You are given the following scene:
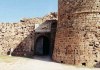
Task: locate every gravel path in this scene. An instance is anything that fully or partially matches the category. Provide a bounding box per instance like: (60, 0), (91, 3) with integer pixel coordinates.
(0, 56), (99, 70)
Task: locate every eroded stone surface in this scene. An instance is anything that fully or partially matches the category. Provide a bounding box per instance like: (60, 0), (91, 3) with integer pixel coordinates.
(0, 12), (57, 57)
(53, 0), (100, 67)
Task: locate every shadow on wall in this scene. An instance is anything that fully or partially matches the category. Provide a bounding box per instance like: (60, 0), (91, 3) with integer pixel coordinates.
(94, 62), (100, 68)
(7, 20), (57, 58)
(6, 22), (35, 57)
(11, 30), (34, 57)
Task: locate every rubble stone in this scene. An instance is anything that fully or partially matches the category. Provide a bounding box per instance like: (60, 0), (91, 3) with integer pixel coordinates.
(0, 12), (57, 57)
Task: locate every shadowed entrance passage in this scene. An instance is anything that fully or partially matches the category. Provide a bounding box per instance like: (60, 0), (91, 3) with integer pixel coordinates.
(35, 36), (50, 56)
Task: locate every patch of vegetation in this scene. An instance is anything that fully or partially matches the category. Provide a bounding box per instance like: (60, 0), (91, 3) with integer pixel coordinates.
(0, 56), (17, 63)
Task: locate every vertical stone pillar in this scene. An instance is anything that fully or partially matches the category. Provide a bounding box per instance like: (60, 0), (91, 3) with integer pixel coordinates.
(53, 0), (100, 67)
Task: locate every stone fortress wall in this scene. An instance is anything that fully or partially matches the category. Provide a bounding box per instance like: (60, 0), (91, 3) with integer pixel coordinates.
(53, 0), (100, 67)
(0, 0), (100, 68)
(0, 13), (57, 57)
(0, 22), (35, 57)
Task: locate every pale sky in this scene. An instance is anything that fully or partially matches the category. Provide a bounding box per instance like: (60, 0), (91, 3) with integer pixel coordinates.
(0, 0), (58, 22)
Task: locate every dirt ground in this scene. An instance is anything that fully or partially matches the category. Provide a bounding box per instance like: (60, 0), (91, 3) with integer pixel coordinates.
(0, 56), (99, 70)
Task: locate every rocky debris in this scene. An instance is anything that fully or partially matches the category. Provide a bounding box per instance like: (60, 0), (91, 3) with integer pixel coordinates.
(20, 12), (58, 24)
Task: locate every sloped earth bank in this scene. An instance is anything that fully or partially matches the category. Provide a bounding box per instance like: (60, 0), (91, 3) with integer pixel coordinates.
(0, 56), (99, 70)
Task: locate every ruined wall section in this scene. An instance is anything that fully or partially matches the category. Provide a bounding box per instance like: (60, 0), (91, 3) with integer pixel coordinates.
(0, 22), (35, 57)
(53, 0), (100, 67)
(0, 12), (57, 57)
(0, 13), (57, 56)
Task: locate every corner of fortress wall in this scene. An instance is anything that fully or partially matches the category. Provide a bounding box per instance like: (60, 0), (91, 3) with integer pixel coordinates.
(53, 0), (100, 67)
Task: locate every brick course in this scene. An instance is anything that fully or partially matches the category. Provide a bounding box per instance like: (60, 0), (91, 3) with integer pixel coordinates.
(53, 0), (100, 67)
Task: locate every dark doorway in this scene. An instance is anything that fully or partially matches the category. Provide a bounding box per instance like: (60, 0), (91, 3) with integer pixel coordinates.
(35, 36), (50, 56)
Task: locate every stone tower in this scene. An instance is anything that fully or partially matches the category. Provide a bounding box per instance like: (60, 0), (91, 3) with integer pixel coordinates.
(53, 0), (100, 67)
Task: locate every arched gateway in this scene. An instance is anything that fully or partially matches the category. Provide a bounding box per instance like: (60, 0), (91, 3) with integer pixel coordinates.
(33, 20), (57, 59)
(35, 36), (50, 56)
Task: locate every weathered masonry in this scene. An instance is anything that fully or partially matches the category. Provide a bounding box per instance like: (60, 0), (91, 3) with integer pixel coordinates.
(53, 0), (100, 67)
(0, 0), (100, 68)
(33, 20), (57, 58)
(0, 13), (57, 58)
